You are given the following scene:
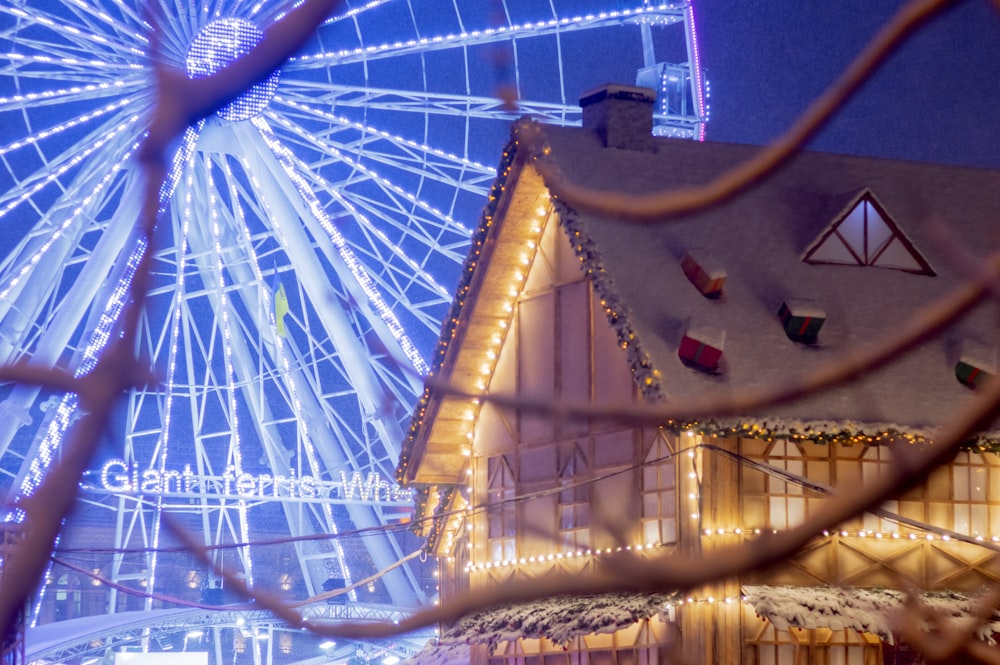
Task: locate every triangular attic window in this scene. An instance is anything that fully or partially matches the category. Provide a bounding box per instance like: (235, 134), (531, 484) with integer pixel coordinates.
(803, 192), (934, 275)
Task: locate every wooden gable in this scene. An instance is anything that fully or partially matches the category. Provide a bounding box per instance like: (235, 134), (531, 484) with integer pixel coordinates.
(404, 159), (554, 485)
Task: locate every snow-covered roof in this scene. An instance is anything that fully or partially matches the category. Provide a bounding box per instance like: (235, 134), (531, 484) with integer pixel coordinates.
(538, 122), (1000, 440)
(399, 101), (1000, 505)
(743, 585), (1000, 643)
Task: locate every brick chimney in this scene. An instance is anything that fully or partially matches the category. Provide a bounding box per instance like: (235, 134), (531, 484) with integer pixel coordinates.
(580, 83), (655, 152)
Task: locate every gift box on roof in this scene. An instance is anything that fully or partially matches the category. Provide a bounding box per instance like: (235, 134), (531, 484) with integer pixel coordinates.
(678, 324), (725, 371)
(778, 298), (825, 344)
(955, 339), (996, 389)
(680, 249), (727, 298)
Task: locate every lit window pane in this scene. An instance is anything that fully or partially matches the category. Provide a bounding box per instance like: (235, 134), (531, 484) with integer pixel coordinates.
(661, 518), (676, 543)
(769, 499), (787, 530)
(787, 497), (805, 527)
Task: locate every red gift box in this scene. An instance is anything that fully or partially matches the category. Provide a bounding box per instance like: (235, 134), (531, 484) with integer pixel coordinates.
(678, 328), (724, 371)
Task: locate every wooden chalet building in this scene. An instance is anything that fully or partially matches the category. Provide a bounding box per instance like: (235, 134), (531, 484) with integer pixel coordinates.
(397, 84), (1000, 665)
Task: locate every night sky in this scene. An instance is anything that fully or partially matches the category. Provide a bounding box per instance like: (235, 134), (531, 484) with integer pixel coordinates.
(697, 0), (1000, 169)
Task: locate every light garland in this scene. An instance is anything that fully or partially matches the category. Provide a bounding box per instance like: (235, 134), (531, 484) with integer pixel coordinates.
(552, 165), (663, 401)
(684, 1), (708, 140)
(398, 132), (523, 490)
(465, 541), (667, 573)
(695, 526), (997, 543)
(410, 160), (549, 549)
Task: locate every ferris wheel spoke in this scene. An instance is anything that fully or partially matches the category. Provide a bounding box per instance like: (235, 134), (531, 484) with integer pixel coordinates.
(242, 118), (427, 388)
(278, 80), (578, 124)
(0, 81), (140, 114)
(265, 110), (475, 252)
(0, 97), (136, 158)
(272, 94), (493, 186)
(2, 50), (143, 81)
(265, 158), (466, 331)
(288, 2), (686, 69)
(0, 113), (140, 224)
(327, 187), (468, 295)
(1, 4), (144, 61)
(53, 0), (151, 52)
(249, 116), (458, 352)
(299, 133), (492, 202)
(302, 216), (454, 335)
(0, 145), (140, 334)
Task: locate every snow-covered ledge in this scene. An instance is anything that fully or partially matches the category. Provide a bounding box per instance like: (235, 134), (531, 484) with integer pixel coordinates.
(404, 592), (674, 664)
(743, 585), (1000, 644)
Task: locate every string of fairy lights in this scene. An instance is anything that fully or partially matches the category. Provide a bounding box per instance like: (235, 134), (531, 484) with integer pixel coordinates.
(397, 130), (524, 484)
(451, 438), (1000, 574)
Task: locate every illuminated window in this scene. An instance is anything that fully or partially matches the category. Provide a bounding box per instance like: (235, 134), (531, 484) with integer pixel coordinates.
(558, 444), (590, 551)
(641, 434), (676, 544)
(803, 191), (934, 275)
(55, 573), (82, 621)
(859, 446), (899, 534)
(950, 451), (1000, 537)
(745, 606), (882, 665)
(487, 456), (517, 561)
(766, 440), (807, 530)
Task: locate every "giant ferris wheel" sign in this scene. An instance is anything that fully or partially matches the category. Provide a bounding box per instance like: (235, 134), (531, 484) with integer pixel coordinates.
(85, 458), (414, 505)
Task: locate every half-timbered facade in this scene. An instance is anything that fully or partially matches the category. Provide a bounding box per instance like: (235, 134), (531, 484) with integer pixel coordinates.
(399, 84), (1000, 665)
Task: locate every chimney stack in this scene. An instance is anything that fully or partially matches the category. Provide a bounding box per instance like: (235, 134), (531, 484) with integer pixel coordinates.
(579, 83), (655, 152)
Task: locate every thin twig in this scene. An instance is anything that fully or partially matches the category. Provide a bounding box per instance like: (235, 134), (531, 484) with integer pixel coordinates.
(536, 0), (959, 221)
(252, 374), (1000, 641)
(427, 251), (998, 425)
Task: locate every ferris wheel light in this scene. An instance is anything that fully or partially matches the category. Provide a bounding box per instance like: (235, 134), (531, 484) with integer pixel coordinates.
(186, 18), (279, 122)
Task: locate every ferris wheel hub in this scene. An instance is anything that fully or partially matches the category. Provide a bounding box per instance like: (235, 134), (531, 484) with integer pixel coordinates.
(185, 18), (280, 122)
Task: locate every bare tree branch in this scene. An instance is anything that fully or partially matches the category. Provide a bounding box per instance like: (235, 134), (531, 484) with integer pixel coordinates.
(536, 0), (959, 221)
(258, 377), (1000, 642)
(427, 251), (998, 426)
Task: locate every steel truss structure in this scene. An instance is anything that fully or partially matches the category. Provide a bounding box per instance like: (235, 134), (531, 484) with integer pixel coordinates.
(28, 604), (428, 664)
(0, 0), (706, 662)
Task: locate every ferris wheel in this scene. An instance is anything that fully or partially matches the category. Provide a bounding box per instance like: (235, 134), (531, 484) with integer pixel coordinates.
(0, 0), (705, 660)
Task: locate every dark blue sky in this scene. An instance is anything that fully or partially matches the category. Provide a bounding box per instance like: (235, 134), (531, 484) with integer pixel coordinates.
(697, 0), (1000, 169)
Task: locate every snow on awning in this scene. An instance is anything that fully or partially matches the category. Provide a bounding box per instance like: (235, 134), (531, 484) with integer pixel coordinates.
(743, 585), (1000, 643)
(439, 592), (672, 650)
